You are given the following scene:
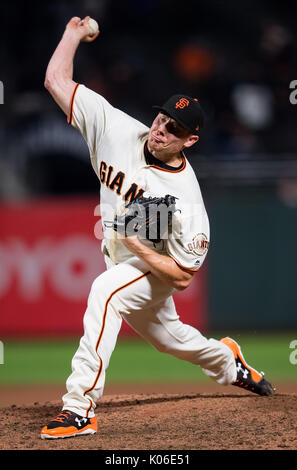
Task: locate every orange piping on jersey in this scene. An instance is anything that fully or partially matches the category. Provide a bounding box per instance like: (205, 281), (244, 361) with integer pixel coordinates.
(149, 154), (186, 173)
(143, 141), (187, 173)
(83, 271), (151, 415)
(67, 83), (80, 125)
(168, 254), (200, 274)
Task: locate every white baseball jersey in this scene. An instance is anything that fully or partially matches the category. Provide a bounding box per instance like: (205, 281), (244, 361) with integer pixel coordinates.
(68, 84), (210, 272)
(62, 83), (235, 419)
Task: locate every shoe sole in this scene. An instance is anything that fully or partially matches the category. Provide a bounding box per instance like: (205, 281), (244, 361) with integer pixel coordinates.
(40, 428), (97, 439)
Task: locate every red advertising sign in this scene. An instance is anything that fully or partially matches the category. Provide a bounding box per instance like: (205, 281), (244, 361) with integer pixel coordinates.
(0, 198), (207, 337)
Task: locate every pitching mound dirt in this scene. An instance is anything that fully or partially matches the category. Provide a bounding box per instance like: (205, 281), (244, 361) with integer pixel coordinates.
(1, 389), (297, 450)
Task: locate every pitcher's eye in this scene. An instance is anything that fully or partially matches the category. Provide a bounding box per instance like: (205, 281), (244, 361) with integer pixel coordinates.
(166, 122), (178, 135)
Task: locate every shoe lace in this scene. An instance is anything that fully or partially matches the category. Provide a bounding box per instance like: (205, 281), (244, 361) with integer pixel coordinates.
(52, 411), (72, 423)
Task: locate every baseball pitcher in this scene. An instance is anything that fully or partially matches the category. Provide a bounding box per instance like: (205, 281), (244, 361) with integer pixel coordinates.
(40, 16), (274, 439)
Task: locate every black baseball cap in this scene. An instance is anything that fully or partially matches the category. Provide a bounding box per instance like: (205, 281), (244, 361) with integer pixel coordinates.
(153, 94), (205, 135)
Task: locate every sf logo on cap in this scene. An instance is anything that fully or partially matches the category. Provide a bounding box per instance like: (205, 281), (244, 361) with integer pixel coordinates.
(175, 98), (189, 109)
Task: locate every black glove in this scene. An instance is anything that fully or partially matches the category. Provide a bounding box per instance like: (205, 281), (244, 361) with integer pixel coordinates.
(113, 194), (178, 243)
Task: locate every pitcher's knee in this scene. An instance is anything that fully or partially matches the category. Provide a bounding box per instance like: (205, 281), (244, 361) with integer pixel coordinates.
(152, 341), (186, 358)
(148, 327), (192, 356)
(152, 341), (169, 354)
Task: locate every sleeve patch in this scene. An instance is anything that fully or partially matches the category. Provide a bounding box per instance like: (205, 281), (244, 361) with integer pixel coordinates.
(187, 233), (209, 256)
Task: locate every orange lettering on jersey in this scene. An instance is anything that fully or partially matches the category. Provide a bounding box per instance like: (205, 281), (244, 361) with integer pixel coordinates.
(175, 98), (189, 109)
(99, 161), (107, 184)
(124, 183), (145, 203)
(109, 172), (125, 195)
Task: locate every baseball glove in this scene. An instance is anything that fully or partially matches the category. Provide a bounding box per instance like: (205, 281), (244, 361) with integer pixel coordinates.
(113, 194), (178, 243)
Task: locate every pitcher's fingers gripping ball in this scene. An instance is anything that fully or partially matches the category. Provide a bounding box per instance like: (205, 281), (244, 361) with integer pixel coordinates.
(81, 17), (100, 42)
(86, 18), (99, 36)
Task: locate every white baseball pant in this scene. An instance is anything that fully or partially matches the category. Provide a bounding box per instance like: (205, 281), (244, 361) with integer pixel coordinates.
(62, 255), (236, 418)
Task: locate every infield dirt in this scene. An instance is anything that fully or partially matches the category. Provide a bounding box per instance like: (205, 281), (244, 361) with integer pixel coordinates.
(0, 383), (297, 450)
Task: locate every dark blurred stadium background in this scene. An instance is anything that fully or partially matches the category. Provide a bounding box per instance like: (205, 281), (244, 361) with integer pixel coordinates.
(0, 0), (297, 342)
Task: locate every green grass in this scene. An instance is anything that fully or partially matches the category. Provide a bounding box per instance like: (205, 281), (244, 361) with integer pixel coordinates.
(0, 332), (297, 385)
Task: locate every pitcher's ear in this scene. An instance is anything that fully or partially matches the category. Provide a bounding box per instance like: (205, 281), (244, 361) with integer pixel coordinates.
(183, 135), (199, 149)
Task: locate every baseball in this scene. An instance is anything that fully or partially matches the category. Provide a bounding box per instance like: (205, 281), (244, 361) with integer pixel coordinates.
(87, 18), (99, 36)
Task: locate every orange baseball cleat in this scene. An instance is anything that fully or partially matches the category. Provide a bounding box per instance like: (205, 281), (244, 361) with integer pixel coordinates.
(220, 337), (275, 396)
(40, 410), (97, 439)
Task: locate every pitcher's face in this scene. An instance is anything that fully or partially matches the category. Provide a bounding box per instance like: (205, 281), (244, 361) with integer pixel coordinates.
(148, 113), (198, 156)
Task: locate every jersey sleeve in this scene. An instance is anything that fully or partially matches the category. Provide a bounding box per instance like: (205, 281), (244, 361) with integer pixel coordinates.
(67, 84), (118, 158)
(165, 203), (210, 273)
